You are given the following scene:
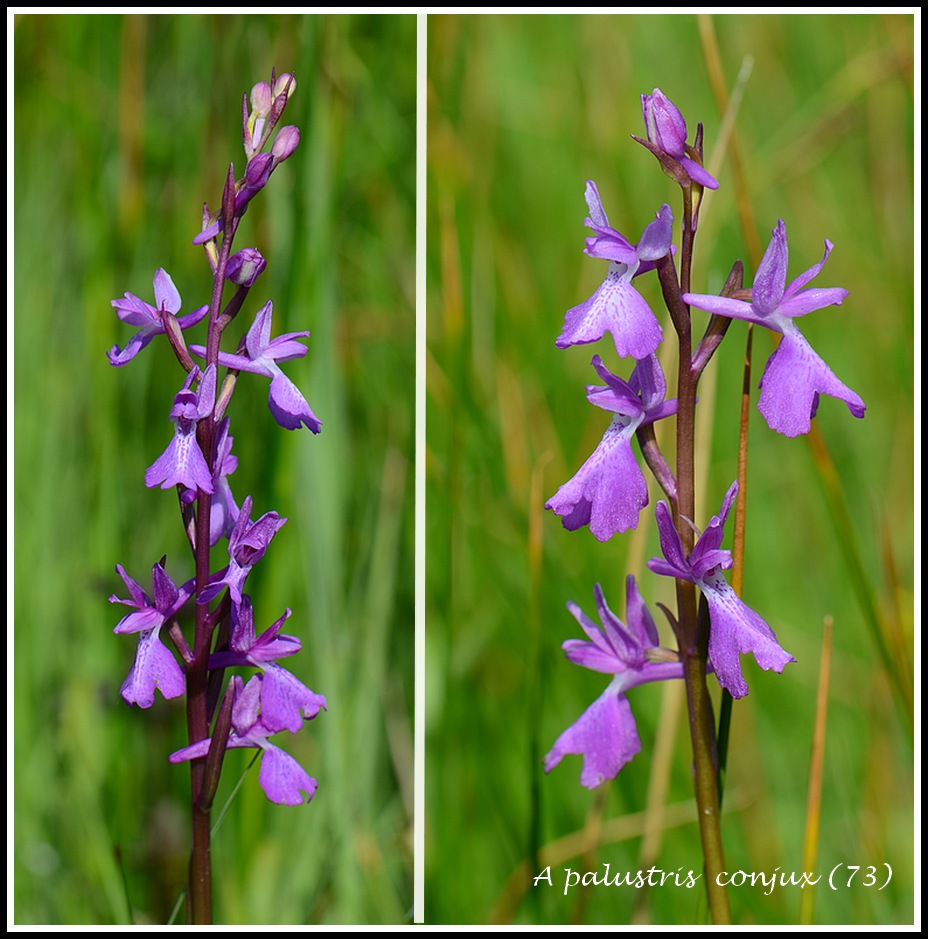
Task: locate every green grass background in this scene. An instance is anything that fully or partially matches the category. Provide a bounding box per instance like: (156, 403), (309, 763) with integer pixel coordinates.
(13, 14), (414, 925)
(426, 13), (914, 926)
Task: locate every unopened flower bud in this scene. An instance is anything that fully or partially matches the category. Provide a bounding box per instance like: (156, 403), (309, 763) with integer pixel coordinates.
(250, 81), (272, 116)
(641, 88), (688, 157)
(271, 126), (300, 164)
(273, 73), (296, 99)
(226, 248), (267, 287)
(634, 88), (719, 190)
(245, 152), (274, 190)
(248, 81), (273, 149)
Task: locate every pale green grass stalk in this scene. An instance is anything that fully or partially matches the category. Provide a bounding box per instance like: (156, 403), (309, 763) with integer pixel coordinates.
(799, 616), (833, 925)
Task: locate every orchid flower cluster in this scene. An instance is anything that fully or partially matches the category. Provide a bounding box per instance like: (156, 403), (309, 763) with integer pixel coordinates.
(542, 89), (864, 893)
(106, 70), (323, 920)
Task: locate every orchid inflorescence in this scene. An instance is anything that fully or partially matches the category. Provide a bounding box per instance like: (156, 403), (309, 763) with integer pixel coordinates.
(107, 69), (323, 922)
(544, 88), (864, 793)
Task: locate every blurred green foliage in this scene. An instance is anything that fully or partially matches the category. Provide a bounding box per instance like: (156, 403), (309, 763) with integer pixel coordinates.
(14, 13), (414, 925)
(426, 13), (913, 925)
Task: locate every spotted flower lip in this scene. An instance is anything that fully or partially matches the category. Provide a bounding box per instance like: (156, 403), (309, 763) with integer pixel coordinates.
(145, 365), (217, 494)
(545, 354), (677, 542)
(556, 180), (673, 360)
(682, 220), (865, 437)
(109, 562), (193, 707)
(647, 481), (795, 698)
(544, 577), (685, 789)
(107, 268), (208, 367)
(169, 676), (319, 806)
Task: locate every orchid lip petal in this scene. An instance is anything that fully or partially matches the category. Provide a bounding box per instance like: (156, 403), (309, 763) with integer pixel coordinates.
(646, 482), (794, 697)
(686, 220), (862, 435)
(545, 579), (689, 787)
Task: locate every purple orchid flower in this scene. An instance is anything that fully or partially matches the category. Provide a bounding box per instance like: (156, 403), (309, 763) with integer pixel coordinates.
(169, 676), (318, 806)
(191, 300), (321, 432)
(546, 353), (677, 541)
(209, 597), (327, 734)
(109, 562), (193, 707)
(683, 220), (865, 437)
(196, 495), (287, 606)
(647, 481), (795, 698)
(206, 416), (240, 543)
(180, 416), (240, 545)
(557, 181), (673, 360)
(544, 577), (685, 788)
(635, 88), (719, 191)
(145, 365), (217, 493)
(108, 268), (208, 367)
